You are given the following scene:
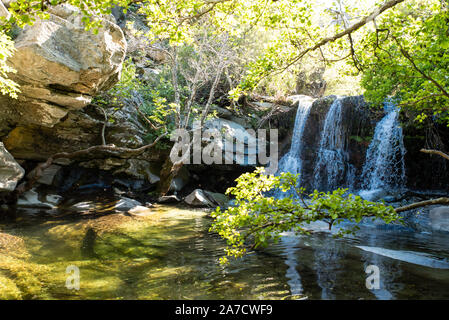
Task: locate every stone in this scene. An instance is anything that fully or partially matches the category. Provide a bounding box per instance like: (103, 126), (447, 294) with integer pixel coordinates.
(211, 105), (234, 119)
(359, 189), (389, 202)
(0, 4), (127, 129)
(184, 189), (215, 207)
(3, 103), (167, 162)
(157, 195), (181, 204)
(114, 197), (142, 212)
(33, 164), (61, 186)
(17, 189), (55, 209)
(203, 191), (230, 207)
(128, 205), (153, 217)
(0, 142), (25, 192)
(45, 194), (63, 205)
(113, 159), (161, 184)
(0, 1), (11, 22)
(204, 118), (259, 165)
(429, 206), (449, 232)
(170, 166), (189, 192)
(184, 189), (228, 208)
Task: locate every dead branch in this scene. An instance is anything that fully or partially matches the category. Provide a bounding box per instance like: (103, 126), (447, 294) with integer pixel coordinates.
(257, 103), (281, 129)
(99, 107), (108, 145)
(395, 197), (449, 213)
(13, 133), (167, 197)
(420, 148), (449, 161)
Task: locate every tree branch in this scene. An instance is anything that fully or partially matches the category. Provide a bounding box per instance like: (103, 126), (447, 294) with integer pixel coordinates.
(276, 0), (406, 74)
(420, 148), (449, 161)
(395, 197), (449, 213)
(393, 36), (449, 99)
(13, 133), (167, 197)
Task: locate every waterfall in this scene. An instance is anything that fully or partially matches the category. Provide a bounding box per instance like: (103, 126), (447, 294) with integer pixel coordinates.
(360, 103), (406, 194)
(276, 96), (314, 190)
(313, 98), (353, 191)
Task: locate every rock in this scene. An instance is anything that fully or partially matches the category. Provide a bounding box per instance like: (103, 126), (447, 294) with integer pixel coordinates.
(128, 205), (153, 217)
(4, 103), (167, 162)
(112, 159), (161, 184)
(17, 189), (55, 209)
(45, 194), (63, 205)
(170, 166), (189, 192)
(0, 1), (11, 22)
(204, 118), (259, 165)
(211, 105), (234, 119)
(157, 195), (181, 204)
(203, 190), (230, 207)
(359, 189), (389, 202)
(184, 189), (228, 208)
(114, 197), (142, 212)
(0, 4), (127, 129)
(31, 164), (61, 186)
(0, 142), (25, 191)
(429, 206), (449, 232)
(184, 189), (215, 207)
(252, 101), (274, 111)
(71, 201), (96, 213)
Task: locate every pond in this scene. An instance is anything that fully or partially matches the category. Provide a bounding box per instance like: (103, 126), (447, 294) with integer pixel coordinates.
(1, 201), (449, 300)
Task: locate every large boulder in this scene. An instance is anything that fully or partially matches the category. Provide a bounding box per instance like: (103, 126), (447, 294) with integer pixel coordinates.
(0, 4), (127, 130)
(0, 142), (24, 191)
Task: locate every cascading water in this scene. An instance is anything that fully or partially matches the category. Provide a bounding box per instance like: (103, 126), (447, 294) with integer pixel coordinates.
(275, 96), (314, 196)
(360, 102), (406, 196)
(312, 98), (353, 191)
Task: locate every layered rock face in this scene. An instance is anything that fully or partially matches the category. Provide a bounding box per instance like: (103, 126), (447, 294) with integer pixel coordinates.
(0, 4), (127, 134)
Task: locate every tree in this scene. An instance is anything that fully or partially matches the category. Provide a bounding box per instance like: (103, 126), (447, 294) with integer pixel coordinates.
(356, 0), (449, 124)
(210, 168), (402, 263)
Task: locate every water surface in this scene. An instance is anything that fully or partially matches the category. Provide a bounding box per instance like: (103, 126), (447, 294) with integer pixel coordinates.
(1, 203), (449, 300)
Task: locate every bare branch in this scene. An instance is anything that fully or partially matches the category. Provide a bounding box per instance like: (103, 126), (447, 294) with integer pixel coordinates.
(14, 133), (168, 197)
(420, 148), (449, 161)
(395, 197), (449, 213)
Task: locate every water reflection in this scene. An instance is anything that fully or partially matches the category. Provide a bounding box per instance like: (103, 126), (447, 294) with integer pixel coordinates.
(360, 234), (400, 300)
(280, 234), (303, 297)
(1, 205), (449, 299)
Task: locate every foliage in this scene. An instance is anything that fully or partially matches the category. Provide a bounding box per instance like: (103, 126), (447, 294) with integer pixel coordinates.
(4, 0), (132, 30)
(0, 32), (19, 98)
(210, 167), (401, 263)
(357, 0), (449, 125)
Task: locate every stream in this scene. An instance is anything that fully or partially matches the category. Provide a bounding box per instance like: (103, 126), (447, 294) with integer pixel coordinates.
(1, 200), (449, 300)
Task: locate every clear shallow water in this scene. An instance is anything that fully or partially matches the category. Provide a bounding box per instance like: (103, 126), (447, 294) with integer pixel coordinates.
(1, 203), (449, 300)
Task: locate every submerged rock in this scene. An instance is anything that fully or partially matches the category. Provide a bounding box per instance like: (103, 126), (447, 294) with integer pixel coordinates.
(429, 206), (449, 232)
(359, 189), (389, 202)
(0, 142), (25, 192)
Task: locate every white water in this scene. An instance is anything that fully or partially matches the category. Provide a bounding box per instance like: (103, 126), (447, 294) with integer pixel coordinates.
(313, 98), (353, 191)
(360, 103), (406, 196)
(276, 96), (314, 196)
